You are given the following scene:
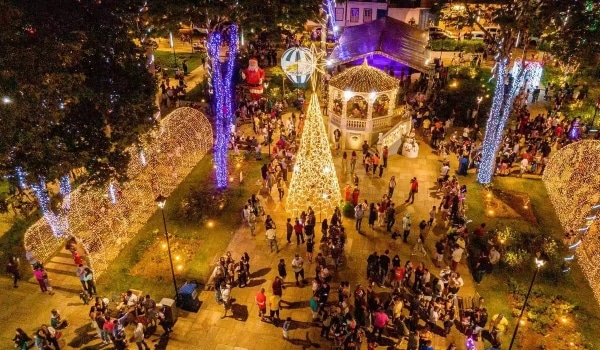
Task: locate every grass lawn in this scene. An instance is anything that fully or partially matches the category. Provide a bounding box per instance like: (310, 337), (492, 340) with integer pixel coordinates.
(96, 154), (261, 300)
(153, 50), (204, 77)
(462, 173), (600, 349)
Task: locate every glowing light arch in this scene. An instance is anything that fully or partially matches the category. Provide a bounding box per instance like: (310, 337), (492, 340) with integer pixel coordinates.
(24, 107), (214, 276)
(542, 140), (600, 304)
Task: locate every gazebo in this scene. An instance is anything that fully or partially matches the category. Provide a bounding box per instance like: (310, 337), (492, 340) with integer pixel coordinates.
(328, 60), (411, 150)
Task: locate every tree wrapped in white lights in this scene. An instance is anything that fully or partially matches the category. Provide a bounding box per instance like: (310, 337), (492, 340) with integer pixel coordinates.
(286, 92), (341, 217)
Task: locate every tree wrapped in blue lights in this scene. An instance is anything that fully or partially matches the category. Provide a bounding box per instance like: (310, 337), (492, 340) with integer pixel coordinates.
(207, 26), (238, 189)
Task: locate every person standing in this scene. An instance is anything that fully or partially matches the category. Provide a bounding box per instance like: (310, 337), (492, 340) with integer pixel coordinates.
(6, 256), (20, 288)
(354, 203), (365, 232)
(293, 219), (304, 244)
(474, 251), (492, 284)
(133, 322), (150, 350)
(350, 151), (357, 173)
(402, 213), (412, 243)
(386, 203), (396, 232)
(220, 282), (232, 318)
(277, 176), (285, 201)
(33, 267), (48, 293)
(255, 288), (267, 321)
(451, 244), (464, 272)
(291, 254), (305, 286)
(248, 211), (257, 237)
(342, 151), (348, 173)
(378, 250), (391, 287)
(278, 259), (287, 288)
(83, 267), (97, 295)
(428, 206), (436, 226)
(368, 203), (377, 230)
(372, 153), (380, 175)
(266, 226), (280, 253)
(286, 218), (293, 244)
(76, 264), (88, 292)
(382, 145), (389, 168)
(388, 176), (396, 198)
(405, 177), (419, 204)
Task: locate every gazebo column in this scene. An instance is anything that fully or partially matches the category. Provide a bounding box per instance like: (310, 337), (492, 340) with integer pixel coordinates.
(340, 96), (348, 149)
(327, 88), (334, 120)
(366, 95), (373, 133)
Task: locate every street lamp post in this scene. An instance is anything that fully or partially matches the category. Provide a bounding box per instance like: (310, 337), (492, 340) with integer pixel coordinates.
(508, 257), (546, 349)
(155, 194), (179, 303)
(592, 99), (600, 129)
(169, 32), (178, 68)
(475, 96), (483, 125)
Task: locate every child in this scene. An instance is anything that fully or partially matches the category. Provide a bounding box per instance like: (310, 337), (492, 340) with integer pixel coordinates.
(282, 317), (291, 339)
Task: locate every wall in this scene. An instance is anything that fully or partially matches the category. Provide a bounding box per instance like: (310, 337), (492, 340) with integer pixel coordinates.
(387, 7), (432, 30)
(333, 1), (389, 28)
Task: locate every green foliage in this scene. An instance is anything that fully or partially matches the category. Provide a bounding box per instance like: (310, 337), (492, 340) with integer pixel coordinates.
(508, 277), (576, 336)
(429, 39), (485, 53)
(177, 186), (232, 224)
(0, 0), (157, 186)
(436, 67), (492, 125)
(342, 201), (355, 218)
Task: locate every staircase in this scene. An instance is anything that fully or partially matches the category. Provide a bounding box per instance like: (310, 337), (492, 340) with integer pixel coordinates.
(376, 108), (413, 155)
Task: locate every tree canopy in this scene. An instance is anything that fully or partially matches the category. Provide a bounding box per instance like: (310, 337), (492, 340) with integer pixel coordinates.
(0, 0), (157, 186)
(144, 0), (323, 37)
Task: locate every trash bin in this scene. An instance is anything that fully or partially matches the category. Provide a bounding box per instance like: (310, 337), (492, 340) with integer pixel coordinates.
(159, 298), (178, 323)
(178, 281), (201, 312)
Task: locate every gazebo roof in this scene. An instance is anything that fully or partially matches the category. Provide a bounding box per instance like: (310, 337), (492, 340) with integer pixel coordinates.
(329, 16), (430, 72)
(329, 60), (398, 93)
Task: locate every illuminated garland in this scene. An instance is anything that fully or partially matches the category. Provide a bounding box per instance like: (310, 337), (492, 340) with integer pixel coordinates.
(23, 107), (213, 276)
(542, 140), (600, 306)
(328, 61), (399, 93)
(286, 93), (342, 217)
(208, 25), (238, 189)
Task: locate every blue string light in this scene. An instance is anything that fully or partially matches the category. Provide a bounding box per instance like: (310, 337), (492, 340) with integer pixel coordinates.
(208, 25), (238, 189)
(30, 178), (68, 238)
(59, 174), (71, 212)
(15, 166), (28, 190)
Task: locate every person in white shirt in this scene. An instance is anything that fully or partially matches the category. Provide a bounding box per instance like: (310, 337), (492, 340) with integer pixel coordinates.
(291, 254), (305, 286)
(489, 246), (501, 265)
(451, 245), (464, 272)
(519, 157), (529, 177)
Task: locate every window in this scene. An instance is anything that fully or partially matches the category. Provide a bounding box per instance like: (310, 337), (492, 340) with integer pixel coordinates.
(350, 8), (359, 22)
(335, 8), (344, 21)
(363, 8), (372, 23)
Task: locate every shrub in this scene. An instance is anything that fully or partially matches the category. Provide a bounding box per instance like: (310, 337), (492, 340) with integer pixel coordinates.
(342, 201), (355, 218)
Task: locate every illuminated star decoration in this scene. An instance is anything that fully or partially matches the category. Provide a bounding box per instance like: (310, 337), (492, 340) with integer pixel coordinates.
(308, 43), (326, 91)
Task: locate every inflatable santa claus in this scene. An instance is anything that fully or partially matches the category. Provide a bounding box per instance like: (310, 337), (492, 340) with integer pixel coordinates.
(242, 58), (265, 100)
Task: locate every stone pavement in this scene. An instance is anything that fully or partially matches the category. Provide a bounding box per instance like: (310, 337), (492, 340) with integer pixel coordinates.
(0, 116), (484, 350)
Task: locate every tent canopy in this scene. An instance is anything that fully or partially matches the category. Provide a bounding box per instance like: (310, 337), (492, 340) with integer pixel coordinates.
(330, 17), (431, 73)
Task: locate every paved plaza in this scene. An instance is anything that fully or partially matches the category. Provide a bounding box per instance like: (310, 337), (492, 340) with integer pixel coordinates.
(0, 119), (486, 350)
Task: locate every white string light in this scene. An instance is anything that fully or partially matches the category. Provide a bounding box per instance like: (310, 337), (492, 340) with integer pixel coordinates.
(24, 107), (214, 276)
(542, 140), (600, 305)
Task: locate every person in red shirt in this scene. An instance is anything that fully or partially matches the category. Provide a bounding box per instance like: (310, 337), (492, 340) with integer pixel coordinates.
(255, 288), (267, 321)
(405, 177), (419, 204)
(474, 223), (487, 238)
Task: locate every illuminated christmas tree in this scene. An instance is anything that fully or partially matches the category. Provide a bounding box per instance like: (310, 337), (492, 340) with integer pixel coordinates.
(286, 93), (341, 217)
